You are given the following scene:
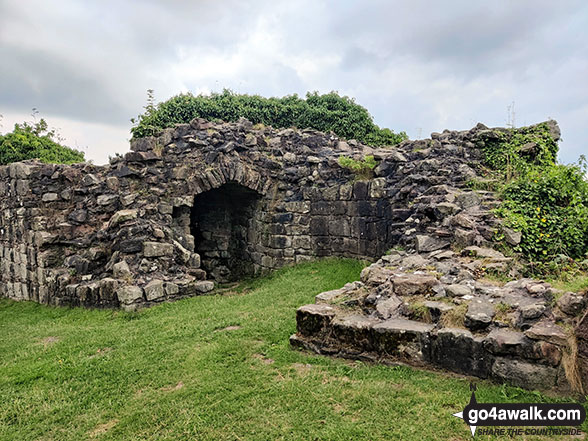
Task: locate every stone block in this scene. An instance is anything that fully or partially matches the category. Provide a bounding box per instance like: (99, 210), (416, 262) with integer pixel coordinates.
(144, 279), (165, 301)
(372, 318), (435, 360)
(296, 304), (337, 337)
(491, 358), (558, 389)
(391, 273), (438, 296)
(332, 314), (378, 351)
(116, 286), (144, 305)
(143, 242), (174, 257)
(429, 328), (492, 378)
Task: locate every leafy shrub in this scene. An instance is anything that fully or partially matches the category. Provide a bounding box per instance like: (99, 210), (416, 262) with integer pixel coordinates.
(495, 161), (588, 261)
(478, 122), (558, 180)
(338, 155), (377, 180)
(480, 121), (588, 266)
(0, 119), (84, 165)
(131, 89), (407, 147)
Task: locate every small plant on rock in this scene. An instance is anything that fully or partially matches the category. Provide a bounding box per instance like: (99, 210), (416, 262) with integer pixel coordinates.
(338, 155), (377, 180)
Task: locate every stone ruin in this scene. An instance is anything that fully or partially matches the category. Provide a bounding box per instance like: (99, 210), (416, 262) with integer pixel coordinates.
(1, 117), (587, 392)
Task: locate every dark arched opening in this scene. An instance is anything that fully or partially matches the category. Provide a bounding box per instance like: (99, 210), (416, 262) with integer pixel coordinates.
(190, 182), (261, 283)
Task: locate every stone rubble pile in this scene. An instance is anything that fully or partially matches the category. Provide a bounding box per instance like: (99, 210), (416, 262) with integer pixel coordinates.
(292, 245), (585, 390)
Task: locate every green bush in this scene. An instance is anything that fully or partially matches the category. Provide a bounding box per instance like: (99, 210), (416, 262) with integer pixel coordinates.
(481, 122), (588, 265)
(496, 162), (588, 261)
(478, 122), (558, 180)
(0, 119), (84, 165)
(338, 155), (377, 180)
(130, 89), (407, 147)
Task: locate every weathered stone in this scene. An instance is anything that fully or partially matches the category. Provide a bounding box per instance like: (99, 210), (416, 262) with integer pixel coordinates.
(401, 254), (429, 269)
(557, 292), (586, 316)
(143, 242), (174, 257)
(430, 328), (492, 378)
(519, 302), (546, 320)
(68, 209), (88, 224)
(455, 192), (481, 208)
(464, 246), (506, 260)
(424, 301), (454, 322)
(503, 227), (522, 245)
(525, 321), (568, 346)
(82, 174), (100, 186)
(106, 176), (119, 190)
(42, 192), (59, 202)
(391, 273), (438, 296)
(108, 209), (137, 227)
(316, 288), (348, 304)
(452, 213), (475, 229)
(144, 279), (165, 301)
(296, 304), (337, 337)
(64, 255), (90, 274)
(415, 235), (449, 252)
(465, 298), (495, 330)
(194, 280), (214, 293)
(33, 231), (57, 247)
(445, 284), (472, 298)
(483, 328), (562, 366)
(97, 194), (118, 206)
(116, 286), (144, 304)
(435, 202), (460, 217)
(375, 295), (403, 319)
(113, 260), (131, 279)
(165, 282), (179, 296)
(372, 318), (434, 359)
(491, 358), (558, 389)
(9, 162), (32, 179)
(360, 265), (393, 286)
(332, 314), (378, 350)
(173, 240), (192, 264)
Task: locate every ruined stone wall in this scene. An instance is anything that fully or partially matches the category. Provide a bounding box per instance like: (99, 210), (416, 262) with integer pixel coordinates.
(4, 116), (582, 391)
(286, 121), (588, 392)
(2, 117), (438, 309)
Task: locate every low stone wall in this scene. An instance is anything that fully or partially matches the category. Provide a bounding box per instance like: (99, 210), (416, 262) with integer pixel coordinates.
(291, 248), (582, 391)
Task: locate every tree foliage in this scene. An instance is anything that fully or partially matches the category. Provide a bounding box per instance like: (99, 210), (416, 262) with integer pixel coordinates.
(131, 89), (408, 147)
(0, 119), (84, 165)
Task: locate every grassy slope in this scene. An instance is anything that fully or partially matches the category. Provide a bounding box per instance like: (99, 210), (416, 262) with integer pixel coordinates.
(0, 259), (585, 441)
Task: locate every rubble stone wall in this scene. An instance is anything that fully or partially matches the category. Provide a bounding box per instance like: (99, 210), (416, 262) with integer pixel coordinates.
(0, 117), (414, 309)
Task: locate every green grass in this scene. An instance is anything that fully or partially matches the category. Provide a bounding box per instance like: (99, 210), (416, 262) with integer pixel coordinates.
(549, 273), (588, 294)
(0, 259), (585, 440)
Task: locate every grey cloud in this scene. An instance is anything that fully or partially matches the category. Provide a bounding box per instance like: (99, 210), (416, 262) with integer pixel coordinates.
(0, 0), (586, 164)
(0, 46), (133, 124)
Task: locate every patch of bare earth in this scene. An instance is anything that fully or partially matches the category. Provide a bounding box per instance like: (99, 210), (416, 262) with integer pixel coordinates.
(160, 381), (184, 391)
(216, 325), (242, 332)
(89, 419), (118, 437)
(292, 362), (313, 375)
(252, 353), (274, 364)
(39, 336), (59, 347)
(89, 347), (113, 358)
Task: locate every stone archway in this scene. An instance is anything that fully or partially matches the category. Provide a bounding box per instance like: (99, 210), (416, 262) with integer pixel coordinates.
(190, 182), (262, 283)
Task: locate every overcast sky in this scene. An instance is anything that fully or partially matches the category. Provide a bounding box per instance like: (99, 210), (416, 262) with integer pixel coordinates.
(1, 0), (586, 165)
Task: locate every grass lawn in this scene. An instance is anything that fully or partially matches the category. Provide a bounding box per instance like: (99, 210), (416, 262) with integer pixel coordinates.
(0, 258), (585, 441)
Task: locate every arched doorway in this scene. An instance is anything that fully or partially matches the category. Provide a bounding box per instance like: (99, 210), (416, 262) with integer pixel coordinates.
(190, 182), (262, 283)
